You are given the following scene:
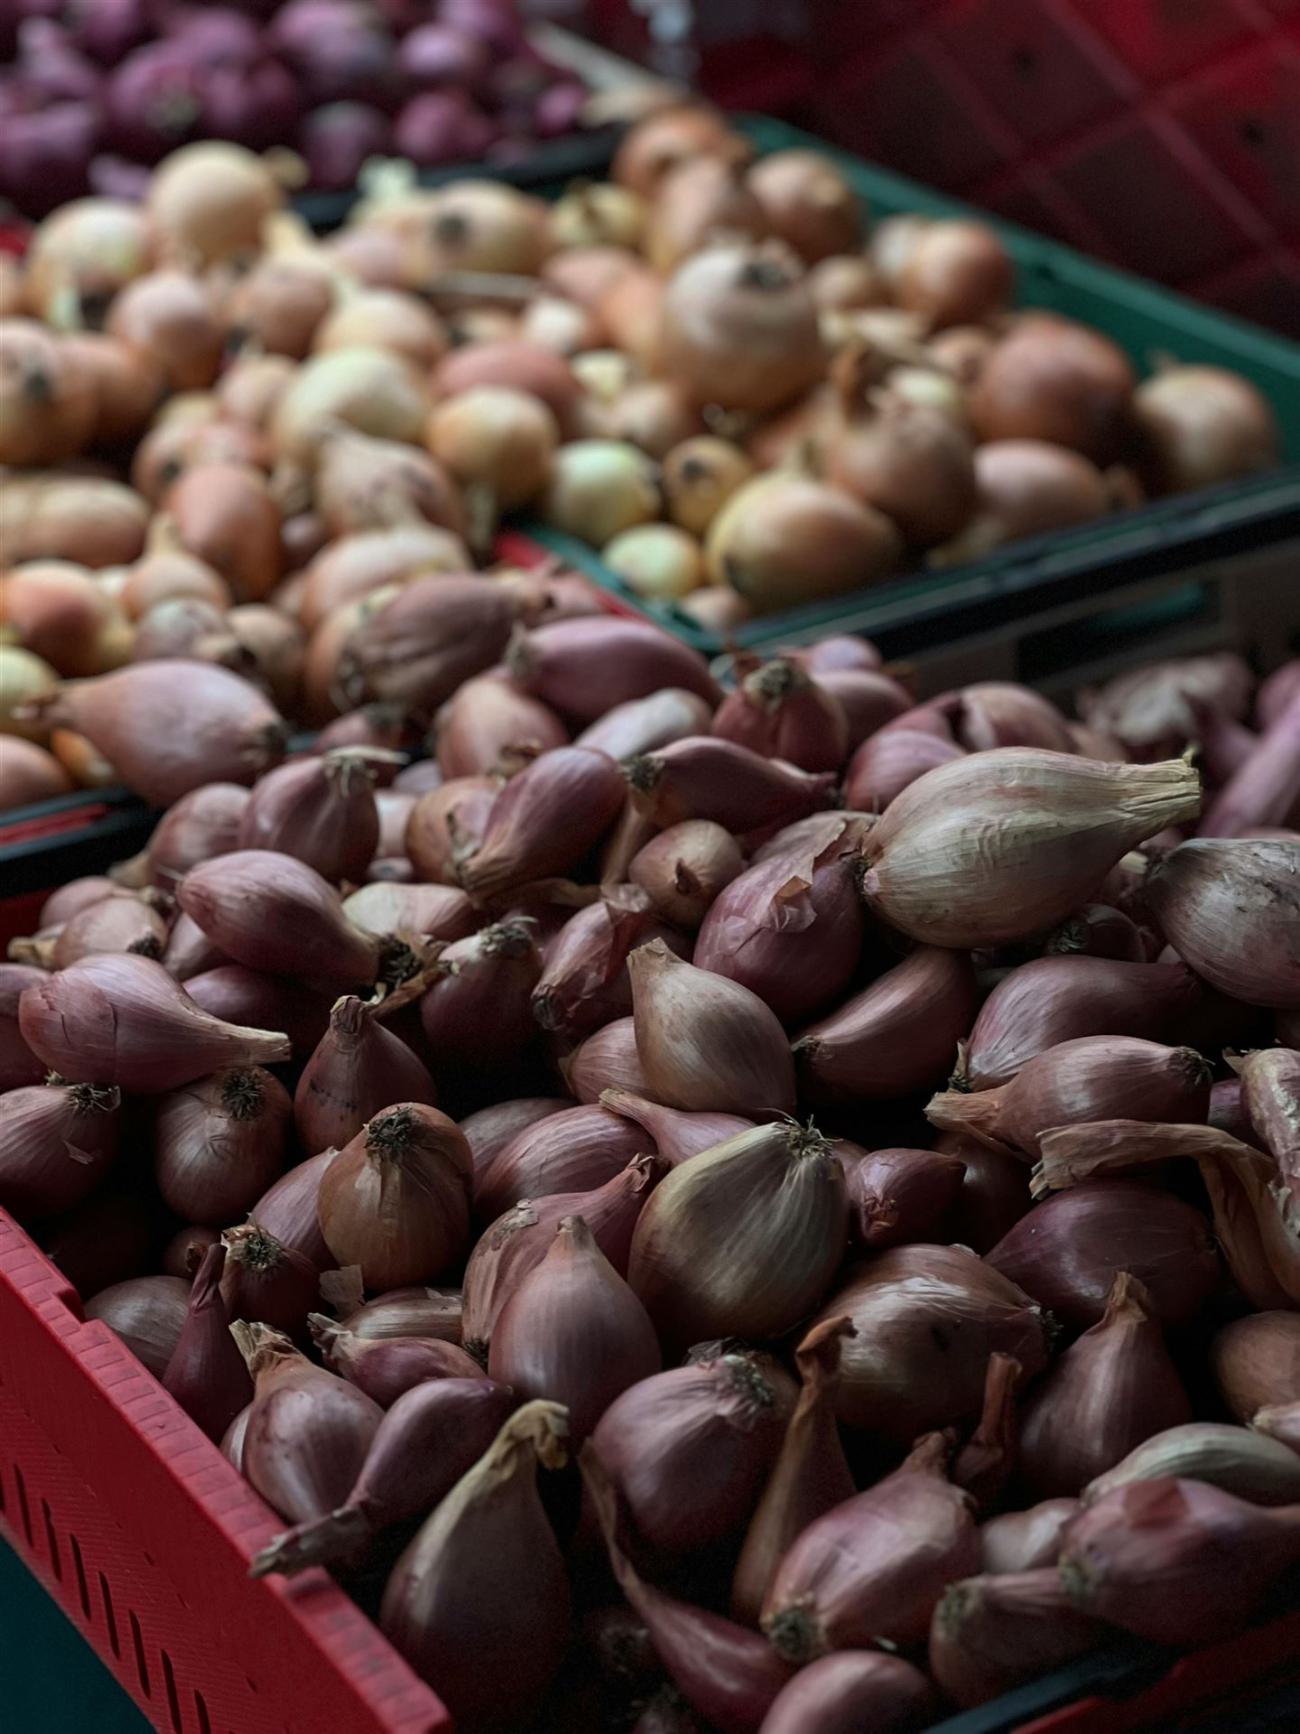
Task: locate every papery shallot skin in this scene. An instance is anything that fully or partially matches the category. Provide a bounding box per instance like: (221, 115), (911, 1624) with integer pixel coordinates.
(928, 1569), (1103, 1708)
(859, 749), (1201, 947)
(1146, 838), (1300, 1010)
(756, 1651), (936, 1734)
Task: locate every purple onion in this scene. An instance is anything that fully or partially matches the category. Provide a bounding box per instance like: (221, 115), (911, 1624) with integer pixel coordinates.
(87, 152), (151, 200)
(300, 101), (392, 191)
(393, 89), (495, 167)
(438, 0), (528, 55)
(170, 10), (265, 68)
(398, 23), (489, 91)
(16, 20), (102, 104)
(199, 59), (303, 152)
(105, 44), (203, 161)
(533, 79), (585, 139)
(64, 0), (151, 67)
(0, 103), (99, 214)
(275, 11), (400, 109)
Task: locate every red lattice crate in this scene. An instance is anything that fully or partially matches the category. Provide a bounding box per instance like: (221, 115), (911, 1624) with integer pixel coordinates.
(0, 1216), (449, 1734)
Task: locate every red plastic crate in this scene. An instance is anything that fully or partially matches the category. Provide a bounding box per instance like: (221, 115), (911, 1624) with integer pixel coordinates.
(0, 1211), (449, 1734)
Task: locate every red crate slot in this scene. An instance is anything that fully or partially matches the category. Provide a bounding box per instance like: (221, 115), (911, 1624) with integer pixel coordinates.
(0, 1211), (449, 1734)
(1170, 41), (1300, 235)
(1073, 0), (1261, 83)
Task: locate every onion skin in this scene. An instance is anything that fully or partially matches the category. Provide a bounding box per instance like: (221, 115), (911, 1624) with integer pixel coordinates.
(860, 749), (1202, 948)
(1084, 1422), (1300, 1508)
(580, 1445), (796, 1734)
(795, 946), (979, 1103)
(626, 737), (835, 836)
(846, 1146), (967, 1249)
(473, 1105), (647, 1225)
(928, 1569), (1103, 1709)
(418, 918), (543, 1073)
(812, 1245), (1050, 1443)
(489, 1215), (661, 1444)
(27, 661), (287, 807)
(162, 1243), (252, 1443)
(1134, 364), (1280, 493)
(563, 1015), (651, 1103)
(308, 1316), (483, 1408)
(928, 1035), (1212, 1160)
(732, 1317), (856, 1626)
(1231, 1047), (1300, 1203)
(0, 965), (48, 1091)
(958, 956), (1203, 1089)
(693, 815), (868, 1024)
(628, 1120), (848, 1350)
(1059, 1475), (1300, 1645)
(84, 1275), (191, 1379)
(629, 939), (797, 1115)
(380, 1402), (571, 1734)
(989, 1179), (1221, 1328)
(531, 892), (684, 1046)
(457, 746), (626, 902)
(510, 618), (720, 724)
(178, 851), (378, 988)
(589, 1353), (793, 1562)
(1146, 838), (1300, 1009)
(1254, 1403), (1300, 1454)
(757, 1651), (935, 1734)
(19, 953), (291, 1092)
(762, 1432), (980, 1659)
(0, 1080), (122, 1221)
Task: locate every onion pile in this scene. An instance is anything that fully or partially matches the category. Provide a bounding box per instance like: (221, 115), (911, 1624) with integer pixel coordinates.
(0, 2), (589, 215)
(5, 604), (1300, 1730)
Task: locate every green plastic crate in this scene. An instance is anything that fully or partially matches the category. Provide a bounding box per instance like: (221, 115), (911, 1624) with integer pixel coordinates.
(519, 114), (1300, 663)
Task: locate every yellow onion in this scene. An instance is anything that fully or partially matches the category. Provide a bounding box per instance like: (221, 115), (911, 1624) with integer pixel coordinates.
(707, 473), (900, 613)
(748, 151), (863, 264)
(427, 386), (559, 513)
(25, 198), (153, 327)
(602, 524), (704, 602)
(828, 390), (977, 547)
(1134, 364), (1280, 494)
(314, 425), (468, 541)
(540, 440), (660, 545)
(656, 241), (824, 416)
(517, 294), (605, 358)
(106, 272), (225, 391)
(549, 184), (646, 251)
(896, 219), (1014, 329)
(935, 439), (1113, 562)
(0, 646), (58, 741)
(807, 254), (885, 312)
(225, 257), (335, 360)
(970, 315), (1137, 462)
(217, 355), (297, 430)
(148, 142), (280, 267)
(160, 463), (283, 603)
(611, 105), (738, 197)
(62, 333), (165, 446)
(314, 289), (448, 371)
(0, 320), (97, 464)
(662, 436), (754, 537)
(645, 154), (769, 274)
(272, 347), (431, 468)
(1, 478), (148, 570)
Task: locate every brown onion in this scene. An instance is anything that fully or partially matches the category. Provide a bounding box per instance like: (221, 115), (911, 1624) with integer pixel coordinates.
(629, 1120), (847, 1349)
(748, 151), (861, 264)
(612, 106), (737, 197)
(106, 272), (223, 391)
(795, 946), (979, 1103)
(707, 473), (900, 614)
(315, 289), (446, 371)
(970, 315), (1136, 461)
(317, 1103), (471, 1289)
(272, 346), (430, 468)
(313, 425), (467, 544)
(153, 1066), (290, 1226)
(831, 391), (977, 547)
(763, 1431), (979, 1659)
(813, 1245), (1050, 1442)
(661, 435), (754, 538)
(897, 220), (1013, 328)
(0, 320), (98, 464)
(432, 340), (581, 436)
(1135, 364), (1279, 493)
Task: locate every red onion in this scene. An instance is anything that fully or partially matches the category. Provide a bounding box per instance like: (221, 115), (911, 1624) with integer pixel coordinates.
(250, 1151), (334, 1270)
(758, 1651), (935, 1734)
(339, 577), (521, 721)
(233, 1321), (382, 1525)
(563, 1016), (651, 1103)
(473, 1104), (647, 1224)
(942, 1135), (1033, 1254)
(980, 1499), (1081, 1574)
(763, 1432), (980, 1659)
(959, 956), (1203, 1089)
(380, 1402), (571, 1731)
(418, 917), (542, 1071)
(1019, 1272), (1191, 1498)
(178, 851), (379, 988)
(84, 1275), (190, 1378)
(220, 1221), (323, 1337)
(627, 820), (744, 931)
(461, 1095), (572, 1182)
(576, 688), (716, 761)
(844, 728), (965, 813)
(490, 1215), (660, 1443)
(238, 751), (380, 882)
(531, 891), (682, 1045)
(845, 1146), (967, 1249)
(154, 1067), (290, 1226)
(629, 939), (797, 1114)
(1258, 661), (1300, 731)
(251, 1377), (513, 1580)
(1148, 838), (1299, 1008)
(19, 954), (290, 1092)
(929, 1569), (1103, 1709)
(795, 946), (978, 1102)
(1255, 1403), (1300, 1454)
(342, 883), (475, 946)
(146, 783), (250, 886)
(184, 966), (329, 1061)
(929, 1035), (1211, 1159)
(0, 964), (51, 1091)
(1201, 694), (1300, 837)
(1212, 1312), (1300, 1422)
(589, 1352), (793, 1562)
(308, 1315), (482, 1407)
(509, 617), (719, 724)
(1046, 901), (1149, 962)
(599, 1090), (752, 1169)
(1084, 1422), (1300, 1507)
(580, 1448), (795, 1734)
(813, 1245), (1050, 1443)
(1232, 1046), (1300, 1202)
(161, 1244), (252, 1442)
(434, 675), (567, 781)
(693, 816), (868, 1024)
(989, 1179), (1220, 1327)
(294, 996), (436, 1156)
(626, 737), (835, 835)
(457, 747), (625, 900)
(0, 1079), (121, 1220)
(405, 775), (499, 884)
(712, 659), (848, 774)
(1060, 1476), (1300, 1644)
(1082, 652), (1253, 759)
(860, 750), (1201, 947)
